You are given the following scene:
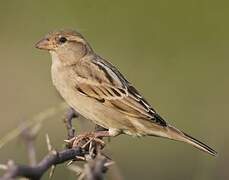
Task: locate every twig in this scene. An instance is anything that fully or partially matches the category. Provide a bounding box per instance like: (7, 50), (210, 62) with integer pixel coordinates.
(64, 107), (78, 140)
(0, 102), (67, 149)
(0, 147), (84, 180)
(21, 122), (41, 166)
(0, 106), (118, 180)
(84, 155), (108, 180)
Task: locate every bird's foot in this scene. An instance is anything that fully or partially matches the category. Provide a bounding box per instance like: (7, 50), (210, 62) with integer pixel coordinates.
(64, 131), (110, 150)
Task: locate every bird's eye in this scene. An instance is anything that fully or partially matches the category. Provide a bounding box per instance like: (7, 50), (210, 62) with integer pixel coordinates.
(59, 37), (67, 44)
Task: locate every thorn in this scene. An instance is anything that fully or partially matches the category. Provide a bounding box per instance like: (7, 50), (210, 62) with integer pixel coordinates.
(89, 146), (95, 158)
(49, 165), (56, 179)
(75, 156), (86, 161)
(81, 139), (93, 149)
(89, 140), (93, 151)
(64, 139), (71, 143)
(78, 172), (85, 180)
(66, 160), (74, 166)
(46, 134), (52, 152)
(104, 161), (115, 167)
(64, 137), (75, 145)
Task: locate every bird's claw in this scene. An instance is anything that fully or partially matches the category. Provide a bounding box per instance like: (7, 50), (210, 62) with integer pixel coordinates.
(64, 132), (106, 150)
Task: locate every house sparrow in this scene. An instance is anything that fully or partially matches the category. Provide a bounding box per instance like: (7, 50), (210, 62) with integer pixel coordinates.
(35, 30), (217, 156)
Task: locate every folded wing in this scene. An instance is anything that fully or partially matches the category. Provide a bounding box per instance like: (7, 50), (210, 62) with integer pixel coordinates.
(73, 56), (167, 126)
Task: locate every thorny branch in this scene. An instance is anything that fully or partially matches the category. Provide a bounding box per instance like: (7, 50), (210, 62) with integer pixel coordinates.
(0, 147), (84, 180)
(0, 108), (116, 180)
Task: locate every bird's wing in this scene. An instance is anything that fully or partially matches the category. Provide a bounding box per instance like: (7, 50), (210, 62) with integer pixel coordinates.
(72, 56), (167, 126)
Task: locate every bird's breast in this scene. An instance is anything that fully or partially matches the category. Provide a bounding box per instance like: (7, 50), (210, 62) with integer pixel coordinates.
(50, 57), (101, 121)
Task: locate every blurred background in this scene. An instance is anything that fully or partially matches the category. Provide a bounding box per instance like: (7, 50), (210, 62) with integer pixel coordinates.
(0, 0), (228, 179)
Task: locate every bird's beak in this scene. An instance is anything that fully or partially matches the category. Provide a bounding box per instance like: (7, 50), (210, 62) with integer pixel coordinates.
(35, 38), (52, 50)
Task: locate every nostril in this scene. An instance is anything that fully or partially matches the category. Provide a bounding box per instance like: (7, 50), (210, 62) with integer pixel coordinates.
(46, 38), (50, 41)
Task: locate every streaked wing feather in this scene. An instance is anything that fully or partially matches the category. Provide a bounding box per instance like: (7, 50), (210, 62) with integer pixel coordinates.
(74, 56), (167, 126)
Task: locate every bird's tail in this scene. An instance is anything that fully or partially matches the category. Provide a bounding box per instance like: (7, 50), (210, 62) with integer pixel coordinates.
(165, 125), (217, 156)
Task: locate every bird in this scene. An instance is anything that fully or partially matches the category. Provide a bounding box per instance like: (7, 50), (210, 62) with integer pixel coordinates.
(35, 30), (217, 156)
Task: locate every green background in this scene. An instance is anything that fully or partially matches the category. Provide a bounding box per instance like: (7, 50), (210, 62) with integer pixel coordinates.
(0, 0), (228, 179)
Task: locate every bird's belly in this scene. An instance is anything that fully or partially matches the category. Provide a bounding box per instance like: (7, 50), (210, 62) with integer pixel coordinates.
(51, 63), (162, 137)
(51, 65), (134, 132)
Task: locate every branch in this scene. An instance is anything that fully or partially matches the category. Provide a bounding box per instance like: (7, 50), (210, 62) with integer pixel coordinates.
(84, 155), (108, 180)
(1, 147), (84, 180)
(0, 107), (116, 180)
(64, 107), (78, 140)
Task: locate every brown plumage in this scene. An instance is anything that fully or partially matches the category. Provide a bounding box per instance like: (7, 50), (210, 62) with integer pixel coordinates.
(35, 30), (217, 156)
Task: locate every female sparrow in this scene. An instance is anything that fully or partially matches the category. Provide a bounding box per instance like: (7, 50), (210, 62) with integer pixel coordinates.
(35, 30), (217, 156)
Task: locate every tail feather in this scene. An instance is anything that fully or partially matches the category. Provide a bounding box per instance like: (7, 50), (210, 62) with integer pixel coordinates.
(182, 132), (217, 156)
(166, 125), (217, 157)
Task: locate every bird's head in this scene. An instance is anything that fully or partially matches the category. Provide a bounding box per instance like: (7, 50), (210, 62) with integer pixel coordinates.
(35, 30), (92, 64)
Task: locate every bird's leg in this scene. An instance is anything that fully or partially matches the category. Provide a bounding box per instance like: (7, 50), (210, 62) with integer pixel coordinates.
(68, 129), (120, 149)
(92, 130), (110, 138)
(95, 124), (108, 132)
(64, 107), (79, 140)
